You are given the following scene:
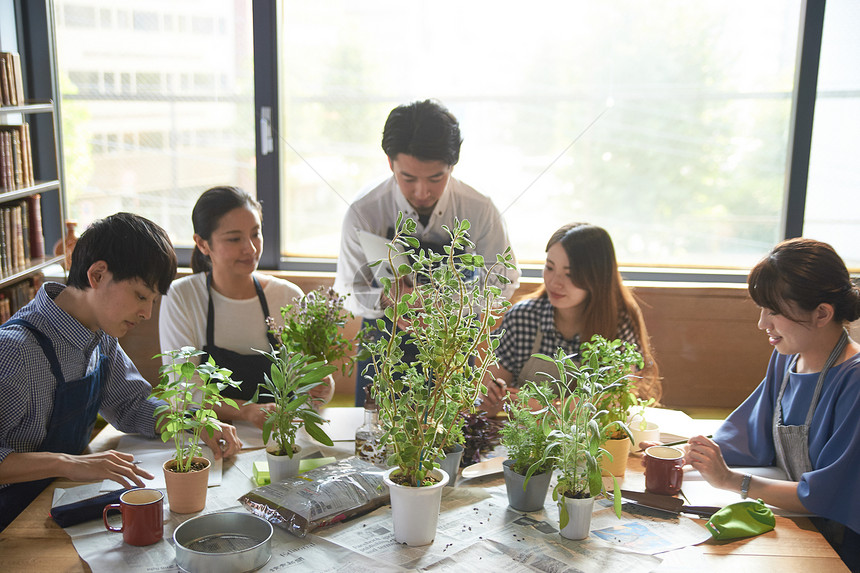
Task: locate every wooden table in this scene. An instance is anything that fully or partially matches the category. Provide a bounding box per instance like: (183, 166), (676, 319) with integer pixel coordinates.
(0, 409), (849, 572)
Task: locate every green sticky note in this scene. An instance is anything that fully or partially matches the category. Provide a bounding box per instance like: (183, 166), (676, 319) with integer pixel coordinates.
(253, 460), (270, 486)
(299, 457), (336, 473)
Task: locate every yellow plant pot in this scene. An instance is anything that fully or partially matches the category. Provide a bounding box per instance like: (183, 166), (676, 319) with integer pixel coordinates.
(600, 438), (630, 477)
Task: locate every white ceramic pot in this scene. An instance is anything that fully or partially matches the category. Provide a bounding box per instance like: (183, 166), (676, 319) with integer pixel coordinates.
(629, 421), (661, 453)
(267, 444), (302, 483)
(383, 467), (449, 546)
(559, 495), (595, 540)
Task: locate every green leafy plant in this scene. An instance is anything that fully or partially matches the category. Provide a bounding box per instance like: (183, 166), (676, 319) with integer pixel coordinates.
(524, 337), (642, 526)
(153, 347), (241, 473)
(586, 336), (644, 440)
(631, 396), (657, 431)
(251, 345), (336, 457)
(271, 286), (360, 377)
(499, 382), (554, 476)
(368, 214), (516, 487)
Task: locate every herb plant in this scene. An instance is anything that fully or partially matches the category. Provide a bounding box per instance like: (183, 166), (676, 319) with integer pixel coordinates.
(271, 286), (359, 377)
(153, 347), (241, 473)
(460, 412), (502, 467)
(499, 382), (554, 476)
(368, 214), (515, 488)
(586, 336), (644, 440)
(524, 338), (641, 526)
(252, 345), (336, 457)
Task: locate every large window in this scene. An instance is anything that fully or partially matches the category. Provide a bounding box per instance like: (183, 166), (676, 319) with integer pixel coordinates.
(805, 0), (860, 267)
(54, 0), (255, 248)
(53, 1), (858, 272)
(277, 0), (803, 269)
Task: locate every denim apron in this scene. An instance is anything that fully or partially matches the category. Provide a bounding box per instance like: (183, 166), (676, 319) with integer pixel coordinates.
(772, 329), (858, 568)
(772, 329), (848, 480)
(202, 273), (278, 403)
(0, 319), (106, 530)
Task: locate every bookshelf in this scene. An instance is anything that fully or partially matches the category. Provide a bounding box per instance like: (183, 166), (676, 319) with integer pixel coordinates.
(0, 0), (66, 322)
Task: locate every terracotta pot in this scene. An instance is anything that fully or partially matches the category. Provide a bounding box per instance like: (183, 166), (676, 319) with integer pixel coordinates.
(559, 495), (595, 540)
(163, 457), (210, 514)
(267, 444), (303, 483)
(503, 459), (551, 512)
(383, 468), (449, 546)
(600, 437), (630, 477)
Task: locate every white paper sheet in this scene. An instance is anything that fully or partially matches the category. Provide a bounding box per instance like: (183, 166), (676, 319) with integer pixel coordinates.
(681, 465), (811, 516)
(99, 434), (222, 491)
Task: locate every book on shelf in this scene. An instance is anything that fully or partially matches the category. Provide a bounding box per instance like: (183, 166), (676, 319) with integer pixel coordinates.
(0, 123), (35, 193)
(26, 194), (45, 258)
(0, 53), (9, 107)
(0, 274), (41, 324)
(0, 206), (9, 274)
(0, 51), (25, 107)
(0, 200), (41, 276)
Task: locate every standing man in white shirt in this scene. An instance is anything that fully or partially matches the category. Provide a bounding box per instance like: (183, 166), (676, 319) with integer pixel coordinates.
(334, 99), (520, 406)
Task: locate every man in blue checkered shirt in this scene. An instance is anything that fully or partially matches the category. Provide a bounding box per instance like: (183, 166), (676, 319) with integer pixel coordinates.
(0, 212), (241, 531)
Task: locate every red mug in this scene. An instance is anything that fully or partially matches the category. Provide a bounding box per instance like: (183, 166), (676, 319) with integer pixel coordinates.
(643, 445), (685, 496)
(103, 488), (164, 546)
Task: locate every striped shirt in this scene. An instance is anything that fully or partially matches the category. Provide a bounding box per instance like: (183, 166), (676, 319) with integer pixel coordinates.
(0, 282), (163, 471)
(496, 296), (638, 383)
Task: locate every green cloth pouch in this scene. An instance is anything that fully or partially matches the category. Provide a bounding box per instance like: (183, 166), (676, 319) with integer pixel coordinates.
(706, 499), (776, 540)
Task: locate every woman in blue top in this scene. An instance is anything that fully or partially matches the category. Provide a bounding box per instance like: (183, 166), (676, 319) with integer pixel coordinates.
(687, 238), (860, 569)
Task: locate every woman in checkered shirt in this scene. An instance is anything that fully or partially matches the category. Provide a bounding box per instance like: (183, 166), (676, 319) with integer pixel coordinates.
(482, 223), (659, 416)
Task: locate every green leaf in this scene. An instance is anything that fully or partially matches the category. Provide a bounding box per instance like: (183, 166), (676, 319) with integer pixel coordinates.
(304, 421), (334, 446)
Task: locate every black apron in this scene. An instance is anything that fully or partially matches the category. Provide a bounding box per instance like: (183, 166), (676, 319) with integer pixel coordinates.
(202, 273), (278, 403)
(0, 319), (106, 531)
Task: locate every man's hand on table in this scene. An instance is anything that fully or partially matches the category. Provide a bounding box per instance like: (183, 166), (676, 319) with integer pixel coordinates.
(201, 420), (242, 459)
(60, 450), (154, 488)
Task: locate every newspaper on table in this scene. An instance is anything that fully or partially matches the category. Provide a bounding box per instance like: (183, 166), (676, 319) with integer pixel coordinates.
(240, 456), (389, 537)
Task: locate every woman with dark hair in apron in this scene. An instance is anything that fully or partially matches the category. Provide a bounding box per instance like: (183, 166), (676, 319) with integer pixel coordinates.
(686, 238), (860, 570)
(159, 187), (334, 429)
(482, 223), (660, 416)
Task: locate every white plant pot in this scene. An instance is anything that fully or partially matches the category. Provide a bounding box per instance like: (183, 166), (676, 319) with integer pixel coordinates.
(629, 421), (661, 453)
(267, 444), (302, 483)
(559, 495), (595, 540)
(383, 467), (449, 546)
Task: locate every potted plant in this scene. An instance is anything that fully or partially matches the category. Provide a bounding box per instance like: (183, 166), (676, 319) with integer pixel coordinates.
(628, 396), (659, 453)
(499, 382), (554, 512)
(368, 214), (515, 546)
(435, 422), (465, 488)
(524, 342), (632, 540)
(270, 286), (360, 407)
(251, 346), (337, 482)
(586, 336), (644, 476)
(153, 346), (241, 514)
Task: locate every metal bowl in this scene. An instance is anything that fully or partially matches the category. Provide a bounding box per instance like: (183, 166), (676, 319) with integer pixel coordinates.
(173, 512), (273, 573)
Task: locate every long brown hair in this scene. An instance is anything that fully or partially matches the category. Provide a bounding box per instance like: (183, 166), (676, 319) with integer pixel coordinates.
(532, 223), (661, 400)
